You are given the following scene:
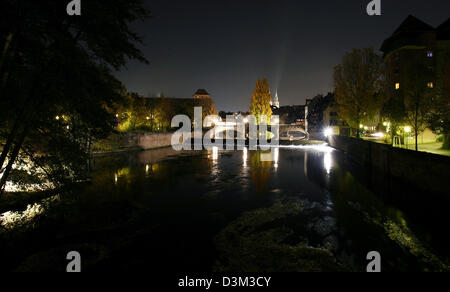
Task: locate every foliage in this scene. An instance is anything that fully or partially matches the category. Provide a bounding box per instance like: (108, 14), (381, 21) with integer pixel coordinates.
(250, 79), (273, 125)
(116, 93), (172, 133)
(0, 0), (150, 193)
(307, 93), (335, 130)
(334, 48), (385, 138)
(427, 52), (450, 149)
(402, 59), (434, 151)
(214, 201), (343, 272)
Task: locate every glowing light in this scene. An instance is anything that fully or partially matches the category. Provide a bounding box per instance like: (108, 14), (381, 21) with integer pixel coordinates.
(324, 127), (333, 137)
(404, 126), (411, 133)
(66, 126), (70, 130)
(383, 122), (388, 127)
(372, 132), (385, 138)
(55, 116), (60, 120)
(116, 114), (119, 118)
(427, 82), (434, 89)
(395, 83), (400, 90)
(243, 147), (248, 167)
(0, 203), (44, 229)
(360, 124), (364, 129)
(212, 146), (219, 161)
(324, 152), (332, 174)
(146, 116), (150, 120)
(145, 164), (150, 175)
(274, 147), (279, 169)
(114, 173), (118, 184)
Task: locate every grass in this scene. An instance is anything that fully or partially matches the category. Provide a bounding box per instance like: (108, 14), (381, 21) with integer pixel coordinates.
(362, 137), (450, 157)
(403, 141), (450, 157)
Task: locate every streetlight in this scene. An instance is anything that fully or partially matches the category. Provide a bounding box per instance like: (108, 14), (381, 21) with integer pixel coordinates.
(404, 126), (411, 149)
(324, 127), (333, 137)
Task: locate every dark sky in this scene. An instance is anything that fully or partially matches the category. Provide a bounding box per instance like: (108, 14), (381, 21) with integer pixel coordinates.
(115, 0), (450, 112)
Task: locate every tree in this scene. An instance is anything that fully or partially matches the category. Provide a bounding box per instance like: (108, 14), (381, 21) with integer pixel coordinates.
(197, 98), (218, 119)
(402, 60), (434, 151)
(334, 48), (384, 138)
(250, 79), (273, 125)
(427, 50), (450, 149)
(307, 93), (335, 131)
(0, 1), (150, 193)
(382, 90), (406, 145)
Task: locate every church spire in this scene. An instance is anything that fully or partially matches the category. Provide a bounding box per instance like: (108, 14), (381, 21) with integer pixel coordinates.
(273, 91), (280, 109)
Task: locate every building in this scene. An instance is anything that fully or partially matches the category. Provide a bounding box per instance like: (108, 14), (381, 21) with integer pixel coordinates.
(193, 89), (211, 99)
(381, 15), (450, 99)
(270, 92), (280, 109)
(322, 101), (348, 136)
(381, 15), (450, 143)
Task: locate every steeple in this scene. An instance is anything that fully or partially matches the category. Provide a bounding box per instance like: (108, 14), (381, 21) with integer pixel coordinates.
(273, 91), (280, 109)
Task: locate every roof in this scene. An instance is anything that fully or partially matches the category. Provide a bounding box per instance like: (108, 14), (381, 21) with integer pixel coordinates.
(193, 89), (210, 96)
(380, 15), (436, 56)
(392, 15), (434, 36)
(437, 18), (450, 40)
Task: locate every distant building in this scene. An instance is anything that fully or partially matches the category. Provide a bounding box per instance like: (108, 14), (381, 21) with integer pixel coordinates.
(381, 15), (450, 99)
(381, 15), (450, 142)
(270, 92), (280, 109)
(193, 89), (211, 99)
(273, 105), (306, 126)
(323, 101), (348, 136)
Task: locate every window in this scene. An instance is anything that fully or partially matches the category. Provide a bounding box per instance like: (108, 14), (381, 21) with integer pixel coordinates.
(427, 51), (433, 58)
(395, 83), (400, 90)
(427, 82), (434, 89)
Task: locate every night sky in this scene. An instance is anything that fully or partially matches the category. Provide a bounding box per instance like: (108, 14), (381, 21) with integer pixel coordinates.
(115, 0), (450, 112)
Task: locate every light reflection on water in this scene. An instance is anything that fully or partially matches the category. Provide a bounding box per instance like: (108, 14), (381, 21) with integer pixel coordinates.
(95, 146), (449, 271)
(324, 152), (332, 174)
(2, 146), (448, 272)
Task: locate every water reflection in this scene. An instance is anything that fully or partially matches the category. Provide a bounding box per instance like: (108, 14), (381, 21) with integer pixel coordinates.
(250, 151), (273, 194)
(212, 146), (219, 161)
(324, 152), (332, 174)
(243, 147), (248, 167)
(2, 146), (448, 272)
(273, 147), (279, 170)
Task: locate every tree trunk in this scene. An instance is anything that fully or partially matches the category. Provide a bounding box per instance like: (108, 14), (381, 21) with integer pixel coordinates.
(415, 104), (419, 151)
(0, 33), (14, 76)
(0, 125), (30, 194)
(0, 115), (23, 171)
(443, 134), (450, 150)
(356, 108), (361, 139)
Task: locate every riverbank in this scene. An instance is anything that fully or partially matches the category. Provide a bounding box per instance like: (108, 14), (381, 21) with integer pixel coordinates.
(92, 132), (174, 155)
(328, 135), (450, 198)
(92, 132), (326, 155)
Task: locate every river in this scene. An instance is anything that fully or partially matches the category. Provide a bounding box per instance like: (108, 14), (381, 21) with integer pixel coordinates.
(1, 146), (449, 272)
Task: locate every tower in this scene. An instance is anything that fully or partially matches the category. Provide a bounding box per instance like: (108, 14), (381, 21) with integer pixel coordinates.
(193, 89), (211, 99)
(272, 91), (280, 109)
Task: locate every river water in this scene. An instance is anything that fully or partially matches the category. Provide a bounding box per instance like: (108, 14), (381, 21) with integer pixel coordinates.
(1, 146), (449, 272)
